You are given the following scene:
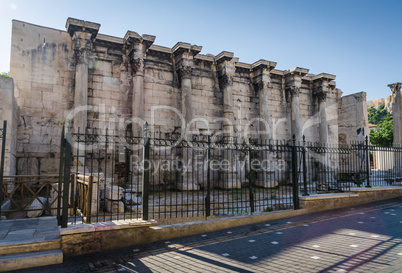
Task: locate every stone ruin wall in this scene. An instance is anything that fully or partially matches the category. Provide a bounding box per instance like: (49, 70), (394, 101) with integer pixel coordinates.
(0, 77), (18, 175)
(4, 18), (369, 176)
(338, 92), (369, 144)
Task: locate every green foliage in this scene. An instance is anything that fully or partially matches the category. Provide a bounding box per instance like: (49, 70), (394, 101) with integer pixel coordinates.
(0, 72), (9, 77)
(368, 104), (392, 124)
(370, 119), (393, 147)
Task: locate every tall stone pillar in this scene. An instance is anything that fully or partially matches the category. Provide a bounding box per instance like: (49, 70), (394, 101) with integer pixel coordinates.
(252, 60), (278, 188)
(216, 52), (237, 136)
(66, 18), (100, 134)
(313, 75), (338, 190)
(216, 51), (242, 189)
(285, 68), (309, 142)
(252, 60), (277, 142)
(124, 31), (155, 135)
(312, 73), (337, 144)
(389, 83), (402, 146)
(123, 32), (155, 192)
(173, 43), (202, 190)
(66, 18), (100, 170)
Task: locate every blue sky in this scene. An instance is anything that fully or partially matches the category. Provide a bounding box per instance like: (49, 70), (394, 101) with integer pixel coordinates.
(0, 0), (401, 101)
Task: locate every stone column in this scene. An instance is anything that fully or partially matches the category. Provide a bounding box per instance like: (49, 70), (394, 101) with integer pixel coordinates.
(252, 60), (278, 188)
(173, 43), (202, 191)
(216, 52), (236, 136)
(389, 83), (402, 146)
(124, 31), (155, 135)
(252, 60), (276, 142)
(66, 18), (100, 170)
(124, 32), (155, 192)
(216, 51), (241, 189)
(66, 18), (100, 134)
(313, 77), (334, 190)
(285, 68), (308, 142)
(389, 83), (402, 175)
(312, 73), (337, 144)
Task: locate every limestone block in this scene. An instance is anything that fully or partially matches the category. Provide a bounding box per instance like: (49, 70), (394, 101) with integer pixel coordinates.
(122, 193), (142, 205)
(126, 205), (141, 213)
(27, 197), (47, 218)
(255, 180), (279, 188)
(123, 188), (137, 194)
(50, 186), (60, 216)
(106, 199), (124, 213)
(105, 185), (123, 200)
(1, 200), (11, 213)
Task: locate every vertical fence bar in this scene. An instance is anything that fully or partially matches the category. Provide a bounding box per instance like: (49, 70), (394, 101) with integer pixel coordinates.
(302, 135), (309, 196)
(142, 122), (150, 221)
(0, 121), (7, 218)
(292, 135), (300, 209)
(69, 174), (75, 216)
(57, 126), (65, 225)
(86, 175), (93, 223)
(365, 136), (371, 188)
(205, 135), (211, 217)
(247, 138), (255, 214)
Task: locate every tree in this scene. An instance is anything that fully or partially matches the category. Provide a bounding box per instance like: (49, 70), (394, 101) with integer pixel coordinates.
(0, 72), (9, 77)
(368, 104), (392, 124)
(369, 119), (393, 147)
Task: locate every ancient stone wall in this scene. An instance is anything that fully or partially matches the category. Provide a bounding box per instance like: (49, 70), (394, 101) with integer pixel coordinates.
(7, 18), (368, 175)
(10, 20), (74, 175)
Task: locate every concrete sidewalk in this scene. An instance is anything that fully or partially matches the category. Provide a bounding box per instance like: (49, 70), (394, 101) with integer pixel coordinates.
(13, 198), (402, 273)
(0, 217), (59, 246)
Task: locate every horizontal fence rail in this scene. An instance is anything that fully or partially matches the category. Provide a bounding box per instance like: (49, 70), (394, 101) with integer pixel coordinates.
(0, 175), (60, 219)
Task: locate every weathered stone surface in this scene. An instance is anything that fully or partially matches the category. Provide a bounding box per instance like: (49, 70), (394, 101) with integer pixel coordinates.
(26, 197), (47, 218)
(122, 193), (142, 205)
(106, 199), (124, 213)
(105, 185), (123, 201)
(1, 200), (11, 213)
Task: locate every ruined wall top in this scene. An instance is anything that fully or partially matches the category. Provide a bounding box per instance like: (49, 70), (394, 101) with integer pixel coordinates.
(61, 17), (338, 86)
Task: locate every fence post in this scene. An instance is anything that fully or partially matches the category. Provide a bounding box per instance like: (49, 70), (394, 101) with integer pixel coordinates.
(365, 136), (371, 188)
(142, 122), (150, 221)
(205, 135), (211, 217)
(292, 134), (300, 209)
(86, 175), (93, 223)
(69, 174), (75, 216)
(0, 120), (7, 218)
(302, 135), (309, 196)
(247, 138), (255, 214)
(57, 126), (65, 226)
(61, 122), (73, 228)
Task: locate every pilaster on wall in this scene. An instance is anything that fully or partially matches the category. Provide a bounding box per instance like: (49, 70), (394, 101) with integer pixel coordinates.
(252, 60), (277, 142)
(66, 17), (100, 133)
(216, 51), (237, 137)
(285, 67), (309, 142)
(124, 31), (155, 135)
(172, 42), (202, 134)
(0, 77), (18, 175)
(312, 73), (336, 144)
(389, 83), (402, 145)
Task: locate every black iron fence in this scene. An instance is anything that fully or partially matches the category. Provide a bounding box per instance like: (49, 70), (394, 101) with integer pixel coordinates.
(59, 125), (299, 225)
(56, 124), (402, 226)
(297, 137), (370, 195)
